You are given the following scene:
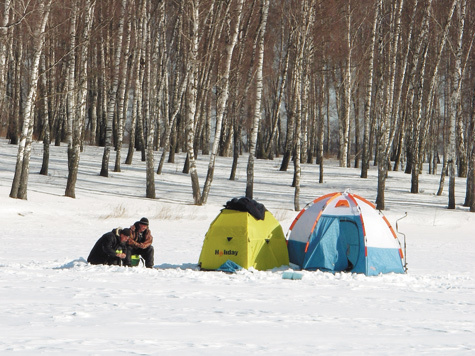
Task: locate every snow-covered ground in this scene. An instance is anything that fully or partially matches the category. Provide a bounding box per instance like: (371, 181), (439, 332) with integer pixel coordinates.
(0, 138), (474, 355)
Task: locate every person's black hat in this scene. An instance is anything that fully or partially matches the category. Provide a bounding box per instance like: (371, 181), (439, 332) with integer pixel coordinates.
(120, 228), (131, 237)
(139, 217), (149, 226)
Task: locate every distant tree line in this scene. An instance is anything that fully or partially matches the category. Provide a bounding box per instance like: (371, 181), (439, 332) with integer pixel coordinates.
(1, 0), (474, 212)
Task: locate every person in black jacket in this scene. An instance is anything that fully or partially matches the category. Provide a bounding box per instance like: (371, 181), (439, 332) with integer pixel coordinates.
(87, 228), (131, 266)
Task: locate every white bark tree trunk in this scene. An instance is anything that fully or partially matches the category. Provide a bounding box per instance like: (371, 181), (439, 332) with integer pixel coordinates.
(0, 0), (12, 115)
(39, 49), (50, 176)
(391, 0), (419, 172)
(66, 1), (78, 171)
(125, 18), (141, 165)
(293, 0), (315, 211)
(200, 0), (243, 205)
(361, 0), (380, 179)
(65, 0), (96, 198)
(143, 0), (155, 199)
(114, 0), (131, 173)
(229, 0), (257, 180)
(100, 0), (126, 177)
(157, 9), (185, 174)
(376, 0), (404, 210)
(448, 0), (465, 209)
(265, 37), (289, 158)
(340, 0), (352, 168)
(10, 0), (52, 200)
(246, 0), (269, 199)
(407, 0), (432, 193)
(186, 0), (202, 204)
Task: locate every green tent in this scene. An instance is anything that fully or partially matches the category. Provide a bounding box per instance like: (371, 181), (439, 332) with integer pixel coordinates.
(198, 209), (289, 271)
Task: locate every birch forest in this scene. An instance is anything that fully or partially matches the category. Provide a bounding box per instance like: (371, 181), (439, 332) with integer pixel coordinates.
(1, 0), (475, 212)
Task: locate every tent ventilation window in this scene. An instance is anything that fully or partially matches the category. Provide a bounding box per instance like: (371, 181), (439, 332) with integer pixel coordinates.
(335, 200), (350, 208)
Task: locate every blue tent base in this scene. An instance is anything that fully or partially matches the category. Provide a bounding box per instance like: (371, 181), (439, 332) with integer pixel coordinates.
(216, 260), (243, 273)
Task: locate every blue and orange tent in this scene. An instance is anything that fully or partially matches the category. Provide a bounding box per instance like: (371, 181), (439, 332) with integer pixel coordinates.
(287, 191), (405, 276)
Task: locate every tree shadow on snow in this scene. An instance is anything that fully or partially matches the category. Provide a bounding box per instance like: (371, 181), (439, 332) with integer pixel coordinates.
(54, 259), (199, 271)
(154, 263), (199, 270)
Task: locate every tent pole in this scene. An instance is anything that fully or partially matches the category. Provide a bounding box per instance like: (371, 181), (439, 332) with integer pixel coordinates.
(396, 212), (408, 272)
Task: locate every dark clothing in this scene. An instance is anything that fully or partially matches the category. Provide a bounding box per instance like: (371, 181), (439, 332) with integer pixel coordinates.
(224, 197), (266, 220)
(126, 222), (154, 267)
(87, 228), (127, 266)
(126, 245), (154, 268)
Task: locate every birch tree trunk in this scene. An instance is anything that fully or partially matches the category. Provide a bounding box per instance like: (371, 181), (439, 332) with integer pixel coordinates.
(125, 19), (140, 165)
(471, 149), (475, 212)
(157, 9), (184, 174)
(96, 16), (107, 147)
(65, 1), (78, 173)
(10, 0), (52, 200)
(135, 9), (146, 164)
(39, 48), (50, 175)
(127, 2), (147, 165)
(294, 91), (301, 210)
(437, 142), (448, 196)
(229, 0), (257, 180)
(407, 0), (432, 193)
(100, 0), (126, 177)
(156, 73), (188, 174)
(376, 0), (404, 210)
(469, 78), (475, 211)
(353, 86), (360, 168)
(141, 0), (155, 199)
(65, 0), (96, 198)
(114, 0), (130, 173)
(391, 0), (419, 172)
(194, 2), (222, 157)
(200, 0), (243, 205)
(448, 0), (465, 209)
(265, 36), (289, 159)
(455, 0), (468, 180)
(0, 0), (11, 116)
(293, 0), (315, 211)
(246, 0), (269, 199)
(279, 24), (296, 172)
(411, 0), (455, 195)
(466, 52), (475, 208)
(154, 6), (170, 173)
(8, 24), (21, 145)
(339, 0), (352, 168)
(420, 0), (457, 183)
(317, 61), (326, 184)
(186, 0), (202, 204)
(361, 0), (380, 179)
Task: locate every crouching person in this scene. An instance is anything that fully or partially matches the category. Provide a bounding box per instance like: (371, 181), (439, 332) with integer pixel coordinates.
(87, 228), (131, 266)
(126, 217), (154, 268)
